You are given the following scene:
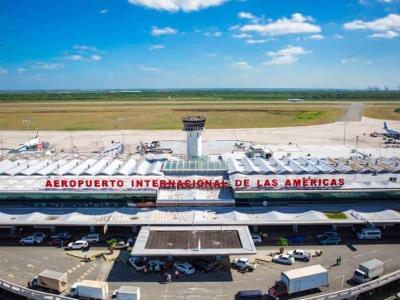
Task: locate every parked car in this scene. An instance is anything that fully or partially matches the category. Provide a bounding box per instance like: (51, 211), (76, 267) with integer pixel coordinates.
(148, 259), (165, 272)
(318, 236), (341, 245)
(127, 237), (136, 247)
(81, 233), (101, 244)
(272, 254), (295, 265)
(251, 233), (262, 244)
(49, 238), (70, 247)
(66, 240), (89, 250)
(32, 232), (47, 241)
(113, 240), (129, 250)
(128, 257), (146, 271)
(316, 231), (338, 239)
(231, 258), (257, 271)
(50, 232), (72, 240)
(287, 235), (305, 244)
(287, 249), (311, 262)
(235, 290), (263, 300)
(174, 262), (195, 275)
(356, 228), (382, 240)
(20, 235), (44, 245)
(193, 259), (215, 272)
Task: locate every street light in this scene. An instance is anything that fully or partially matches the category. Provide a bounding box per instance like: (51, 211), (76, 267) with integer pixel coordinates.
(22, 119), (32, 140)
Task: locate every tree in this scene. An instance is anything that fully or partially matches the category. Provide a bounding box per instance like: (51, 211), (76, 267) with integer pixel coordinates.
(107, 239), (117, 255)
(277, 237), (288, 254)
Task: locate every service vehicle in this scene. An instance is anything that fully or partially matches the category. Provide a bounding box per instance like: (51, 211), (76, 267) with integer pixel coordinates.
(69, 280), (108, 300)
(318, 236), (341, 245)
(251, 233), (262, 244)
(20, 235), (44, 245)
(272, 254), (295, 265)
(174, 262), (195, 275)
(316, 231), (338, 239)
(235, 290), (263, 300)
(268, 265), (328, 299)
(287, 249), (311, 262)
(128, 257), (146, 271)
(66, 240), (89, 250)
(356, 228), (382, 240)
(81, 233), (101, 243)
(231, 258), (257, 271)
(30, 270), (68, 294)
(112, 286), (140, 300)
(352, 259), (385, 284)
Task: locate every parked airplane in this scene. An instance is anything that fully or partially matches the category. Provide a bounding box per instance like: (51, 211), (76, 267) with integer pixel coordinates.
(383, 122), (400, 139)
(9, 130), (50, 153)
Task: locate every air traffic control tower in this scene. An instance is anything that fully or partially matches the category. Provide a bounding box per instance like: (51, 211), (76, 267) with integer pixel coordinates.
(182, 115), (206, 158)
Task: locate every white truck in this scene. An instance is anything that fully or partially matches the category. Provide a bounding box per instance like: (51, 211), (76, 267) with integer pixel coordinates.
(31, 270), (68, 293)
(112, 286), (141, 300)
(352, 259), (385, 284)
(268, 265), (328, 299)
(69, 280), (108, 300)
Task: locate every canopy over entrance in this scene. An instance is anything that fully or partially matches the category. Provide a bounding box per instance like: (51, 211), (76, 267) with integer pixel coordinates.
(131, 225), (256, 256)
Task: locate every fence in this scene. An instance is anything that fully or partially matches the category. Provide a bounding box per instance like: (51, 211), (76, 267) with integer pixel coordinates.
(0, 278), (74, 300)
(303, 269), (400, 300)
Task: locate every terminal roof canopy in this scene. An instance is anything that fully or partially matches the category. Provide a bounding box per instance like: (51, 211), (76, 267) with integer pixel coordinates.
(132, 225), (256, 256)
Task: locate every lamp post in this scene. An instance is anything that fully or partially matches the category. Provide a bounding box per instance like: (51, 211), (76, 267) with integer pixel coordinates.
(22, 119), (32, 140)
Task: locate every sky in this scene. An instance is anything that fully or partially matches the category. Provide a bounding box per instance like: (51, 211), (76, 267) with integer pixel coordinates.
(0, 0), (400, 90)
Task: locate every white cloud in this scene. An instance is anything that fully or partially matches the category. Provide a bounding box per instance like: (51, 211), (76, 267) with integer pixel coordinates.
(73, 44), (97, 51)
(240, 13), (321, 36)
(99, 9), (109, 14)
(151, 26), (178, 36)
(17, 67), (27, 72)
(370, 30), (399, 39)
(340, 57), (373, 65)
(232, 61), (252, 69)
(264, 45), (309, 65)
(128, 0), (226, 12)
(204, 31), (222, 37)
(149, 44), (165, 50)
(138, 65), (161, 72)
(36, 62), (63, 70)
(65, 54), (83, 61)
(232, 33), (252, 39)
(344, 14), (400, 38)
(0, 67), (8, 76)
(91, 54), (102, 61)
(309, 34), (325, 40)
(246, 39), (266, 44)
(238, 12), (257, 20)
(333, 34), (344, 39)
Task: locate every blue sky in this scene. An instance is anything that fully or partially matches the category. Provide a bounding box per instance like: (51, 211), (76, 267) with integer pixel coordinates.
(0, 0), (400, 90)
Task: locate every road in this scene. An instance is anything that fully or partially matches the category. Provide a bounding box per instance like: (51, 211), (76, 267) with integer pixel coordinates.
(338, 102), (364, 122)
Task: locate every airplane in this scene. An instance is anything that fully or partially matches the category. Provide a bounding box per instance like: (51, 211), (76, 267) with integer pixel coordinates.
(383, 122), (400, 139)
(8, 130), (49, 153)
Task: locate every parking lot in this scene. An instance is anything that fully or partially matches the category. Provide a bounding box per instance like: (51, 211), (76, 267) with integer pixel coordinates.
(0, 225), (400, 299)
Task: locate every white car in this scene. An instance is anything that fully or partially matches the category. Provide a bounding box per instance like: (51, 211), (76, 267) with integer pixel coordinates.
(251, 233), (262, 244)
(20, 235), (43, 245)
(128, 257), (147, 271)
(356, 228), (382, 240)
(272, 254), (295, 265)
(231, 258), (257, 271)
(81, 233), (100, 243)
(174, 262), (195, 275)
(66, 240), (89, 250)
(316, 231), (338, 239)
(287, 249), (311, 262)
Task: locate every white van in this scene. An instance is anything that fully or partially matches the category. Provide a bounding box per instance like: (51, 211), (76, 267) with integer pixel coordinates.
(356, 228), (381, 240)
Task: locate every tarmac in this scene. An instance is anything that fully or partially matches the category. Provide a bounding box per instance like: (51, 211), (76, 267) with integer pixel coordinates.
(0, 117), (399, 154)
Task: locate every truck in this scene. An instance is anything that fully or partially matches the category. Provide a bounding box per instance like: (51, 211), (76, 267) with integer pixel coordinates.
(352, 259), (385, 284)
(112, 286), (141, 300)
(268, 265), (328, 299)
(30, 270), (68, 293)
(69, 280), (108, 300)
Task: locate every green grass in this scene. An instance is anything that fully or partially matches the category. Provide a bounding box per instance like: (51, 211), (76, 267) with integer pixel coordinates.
(0, 102), (345, 130)
(395, 107), (400, 113)
(324, 212), (348, 219)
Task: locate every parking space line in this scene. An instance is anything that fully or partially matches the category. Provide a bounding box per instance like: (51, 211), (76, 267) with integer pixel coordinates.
(369, 250), (378, 254)
(384, 259), (393, 263)
(27, 264), (34, 268)
(354, 254), (363, 258)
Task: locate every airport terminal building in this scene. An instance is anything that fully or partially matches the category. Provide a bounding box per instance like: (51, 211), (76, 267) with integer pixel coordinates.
(0, 116), (399, 207)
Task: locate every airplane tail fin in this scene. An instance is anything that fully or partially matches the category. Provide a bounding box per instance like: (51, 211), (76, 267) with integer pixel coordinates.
(384, 122), (388, 130)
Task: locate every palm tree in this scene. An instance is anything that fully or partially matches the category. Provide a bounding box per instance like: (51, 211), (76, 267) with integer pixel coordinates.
(107, 239), (117, 255)
(277, 237), (288, 254)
